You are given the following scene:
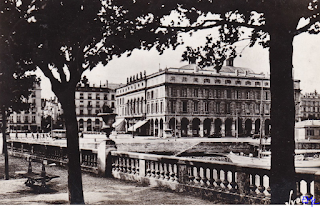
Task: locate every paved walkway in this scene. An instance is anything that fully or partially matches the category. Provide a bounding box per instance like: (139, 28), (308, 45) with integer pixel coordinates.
(0, 156), (219, 205)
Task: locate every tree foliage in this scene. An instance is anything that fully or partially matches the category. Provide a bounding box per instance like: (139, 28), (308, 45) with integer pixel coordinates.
(5, 0), (320, 204)
(0, 0), (39, 180)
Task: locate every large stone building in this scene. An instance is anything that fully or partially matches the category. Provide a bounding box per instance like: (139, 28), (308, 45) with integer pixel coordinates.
(115, 62), (301, 137)
(300, 91), (320, 120)
(8, 83), (42, 132)
(75, 81), (123, 133)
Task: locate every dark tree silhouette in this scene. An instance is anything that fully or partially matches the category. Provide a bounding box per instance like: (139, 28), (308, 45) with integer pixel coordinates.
(0, 1), (38, 180)
(5, 0), (182, 204)
(120, 0), (318, 203)
(5, 0), (320, 204)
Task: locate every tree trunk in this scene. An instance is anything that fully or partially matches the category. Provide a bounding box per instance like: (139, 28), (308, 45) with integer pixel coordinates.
(268, 19), (297, 204)
(58, 89), (84, 204)
(1, 107), (9, 180)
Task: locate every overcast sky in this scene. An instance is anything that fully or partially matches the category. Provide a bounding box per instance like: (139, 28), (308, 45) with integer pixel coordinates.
(37, 27), (320, 99)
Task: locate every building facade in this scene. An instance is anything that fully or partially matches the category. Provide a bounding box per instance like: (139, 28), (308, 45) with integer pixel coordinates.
(42, 96), (64, 130)
(75, 82), (123, 133)
(8, 83), (42, 132)
(295, 120), (320, 140)
(300, 91), (320, 120)
(115, 63), (301, 137)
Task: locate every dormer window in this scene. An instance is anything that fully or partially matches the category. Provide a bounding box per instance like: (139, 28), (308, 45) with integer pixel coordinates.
(215, 79), (221, 84)
(245, 81), (251, 86)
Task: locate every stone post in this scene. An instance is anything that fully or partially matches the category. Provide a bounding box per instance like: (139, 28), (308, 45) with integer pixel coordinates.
(236, 168), (250, 197)
(139, 155), (146, 177)
(177, 161), (188, 184)
(314, 171), (320, 203)
(98, 139), (117, 177)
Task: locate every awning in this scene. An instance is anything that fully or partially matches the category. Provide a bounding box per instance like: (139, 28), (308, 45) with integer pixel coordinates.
(113, 118), (125, 131)
(128, 120), (148, 131)
(112, 118), (125, 127)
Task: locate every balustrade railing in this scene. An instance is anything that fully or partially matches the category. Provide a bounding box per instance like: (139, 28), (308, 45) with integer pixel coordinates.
(6, 140), (320, 204)
(111, 151), (319, 204)
(7, 140), (98, 173)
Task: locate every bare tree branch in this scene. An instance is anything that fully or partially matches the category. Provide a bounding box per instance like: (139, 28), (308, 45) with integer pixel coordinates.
(157, 19), (264, 32)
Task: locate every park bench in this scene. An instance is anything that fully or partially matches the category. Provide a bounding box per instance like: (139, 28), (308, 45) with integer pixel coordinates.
(22, 158), (59, 188)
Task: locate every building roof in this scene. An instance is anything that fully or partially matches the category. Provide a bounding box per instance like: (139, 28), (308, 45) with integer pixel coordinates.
(178, 64), (255, 74)
(108, 83), (125, 89)
(296, 120), (320, 127)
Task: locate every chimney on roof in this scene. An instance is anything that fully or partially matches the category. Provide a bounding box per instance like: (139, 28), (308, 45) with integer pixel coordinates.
(226, 57), (234, 66)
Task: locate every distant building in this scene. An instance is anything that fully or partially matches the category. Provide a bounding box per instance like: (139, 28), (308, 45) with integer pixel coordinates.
(42, 96), (63, 130)
(115, 61), (301, 137)
(300, 91), (320, 120)
(8, 83), (42, 132)
(295, 120), (320, 140)
(75, 81), (124, 133)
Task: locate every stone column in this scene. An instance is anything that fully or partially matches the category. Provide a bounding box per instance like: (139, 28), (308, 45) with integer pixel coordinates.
(176, 123), (181, 137)
(221, 118), (225, 137)
(199, 122), (204, 137)
(210, 121), (215, 136)
(232, 120), (236, 137)
(241, 120), (245, 136)
(261, 119), (265, 136)
(252, 121), (256, 134)
(188, 123), (193, 137)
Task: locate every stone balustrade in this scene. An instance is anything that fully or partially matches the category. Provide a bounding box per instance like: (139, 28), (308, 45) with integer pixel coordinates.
(6, 140), (320, 204)
(110, 151), (320, 204)
(7, 140), (98, 173)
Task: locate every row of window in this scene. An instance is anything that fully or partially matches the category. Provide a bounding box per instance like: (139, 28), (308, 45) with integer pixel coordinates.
(170, 76), (269, 86)
(301, 101), (320, 106)
(78, 109), (104, 116)
(118, 82), (145, 94)
(79, 93), (115, 100)
(306, 129), (320, 136)
(79, 101), (114, 108)
(170, 88), (270, 100)
(169, 100), (270, 115)
(302, 106), (320, 112)
(9, 116), (36, 123)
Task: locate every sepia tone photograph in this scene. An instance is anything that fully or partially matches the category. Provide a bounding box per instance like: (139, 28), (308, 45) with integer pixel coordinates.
(0, 0), (320, 205)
